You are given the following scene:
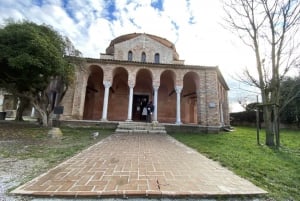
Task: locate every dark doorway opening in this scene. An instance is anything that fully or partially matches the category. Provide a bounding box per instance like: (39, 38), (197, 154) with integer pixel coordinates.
(132, 94), (149, 121)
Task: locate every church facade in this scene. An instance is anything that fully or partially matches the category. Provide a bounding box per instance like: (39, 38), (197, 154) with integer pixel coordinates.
(60, 33), (230, 127)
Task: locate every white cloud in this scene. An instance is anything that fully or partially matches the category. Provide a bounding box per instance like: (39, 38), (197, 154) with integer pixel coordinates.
(0, 0), (258, 112)
(229, 102), (244, 113)
(84, 18), (113, 57)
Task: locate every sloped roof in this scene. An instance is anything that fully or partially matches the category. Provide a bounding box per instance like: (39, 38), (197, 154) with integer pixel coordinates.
(105, 33), (179, 59)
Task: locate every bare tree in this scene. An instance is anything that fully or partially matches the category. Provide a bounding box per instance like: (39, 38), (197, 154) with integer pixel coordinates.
(223, 0), (300, 147)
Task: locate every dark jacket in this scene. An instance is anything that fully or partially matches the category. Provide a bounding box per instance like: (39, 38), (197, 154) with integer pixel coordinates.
(147, 102), (154, 115)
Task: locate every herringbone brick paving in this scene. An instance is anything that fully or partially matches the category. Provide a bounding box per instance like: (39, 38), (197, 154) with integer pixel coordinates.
(12, 133), (267, 198)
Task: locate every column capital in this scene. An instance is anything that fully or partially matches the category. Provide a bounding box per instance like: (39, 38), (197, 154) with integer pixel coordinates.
(175, 86), (183, 93)
(128, 80), (135, 88)
(103, 81), (111, 88)
(128, 83), (135, 88)
(153, 85), (160, 91)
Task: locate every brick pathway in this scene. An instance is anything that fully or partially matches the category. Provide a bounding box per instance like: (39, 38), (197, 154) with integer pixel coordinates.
(12, 133), (267, 199)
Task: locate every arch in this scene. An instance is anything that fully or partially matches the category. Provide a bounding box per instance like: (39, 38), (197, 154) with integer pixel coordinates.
(183, 71), (200, 89)
(112, 66), (129, 78)
(135, 68), (153, 86)
(154, 53), (160, 63)
(158, 70), (176, 123)
(141, 52), (146, 62)
(132, 69), (153, 121)
(107, 67), (129, 121)
(83, 65), (104, 120)
(182, 71), (200, 124)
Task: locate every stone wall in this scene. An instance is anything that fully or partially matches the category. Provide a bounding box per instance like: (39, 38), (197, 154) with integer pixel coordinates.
(114, 35), (174, 64)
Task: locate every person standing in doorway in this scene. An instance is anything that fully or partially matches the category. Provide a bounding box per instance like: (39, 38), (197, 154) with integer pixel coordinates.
(141, 98), (147, 120)
(146, 101), (154, 123)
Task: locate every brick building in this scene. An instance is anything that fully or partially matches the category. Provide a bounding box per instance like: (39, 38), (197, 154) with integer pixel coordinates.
(60, 33), (230, 127)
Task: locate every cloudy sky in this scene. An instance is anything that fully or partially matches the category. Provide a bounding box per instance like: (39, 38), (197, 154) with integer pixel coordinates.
(0, 0), (257, 112)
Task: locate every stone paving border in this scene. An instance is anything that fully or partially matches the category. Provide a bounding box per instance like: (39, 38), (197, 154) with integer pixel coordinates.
(12, 133), (267, 199)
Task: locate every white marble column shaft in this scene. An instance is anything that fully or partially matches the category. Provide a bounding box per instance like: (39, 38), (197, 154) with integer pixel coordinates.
(101, 81), (111, 121)
(127, 84), (134, 121)
(175, 86), (183, 125)
(153, 86), (159, 122)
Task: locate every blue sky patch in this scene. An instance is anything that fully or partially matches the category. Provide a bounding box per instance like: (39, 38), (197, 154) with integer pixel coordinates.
(32, 0), (43, 7)
(62, 0), (77, 22)
(104, 0), (117, 21)
(151, 0), (163, 11)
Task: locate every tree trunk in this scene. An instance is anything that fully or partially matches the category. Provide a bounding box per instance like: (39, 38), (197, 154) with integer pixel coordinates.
(263, 105), (275, 146)
(33, 103), (50, 127)
(15, 97), (30, 121)
(41, 112), (49, 127)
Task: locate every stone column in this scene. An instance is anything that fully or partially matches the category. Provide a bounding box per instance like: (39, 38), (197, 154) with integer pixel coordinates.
(127, 84), (134, 121)
(175, 86), (183, 125)
(101, 81), (111, 121)
(153, 85), (159, 122)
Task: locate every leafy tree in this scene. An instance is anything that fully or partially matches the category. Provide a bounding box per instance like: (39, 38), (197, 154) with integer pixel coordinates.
(279, 76), (300, 125)
(224, 0), (300, 147)
(0, 21), (78, 126)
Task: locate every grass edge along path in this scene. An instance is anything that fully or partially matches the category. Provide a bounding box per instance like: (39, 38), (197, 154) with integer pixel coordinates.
(0, 125), (114, 193)
(169, 127), (300, 201)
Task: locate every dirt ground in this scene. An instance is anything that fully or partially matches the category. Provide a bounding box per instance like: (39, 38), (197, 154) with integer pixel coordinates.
(0, 158), (45, 201)
(0, 121), (45, 200)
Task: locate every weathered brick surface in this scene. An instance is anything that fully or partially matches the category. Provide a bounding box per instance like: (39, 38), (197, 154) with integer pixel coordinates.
(12, 133), (267, 198)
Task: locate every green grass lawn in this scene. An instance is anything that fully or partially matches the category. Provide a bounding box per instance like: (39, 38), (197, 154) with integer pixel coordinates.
(0, 126), (114, 163)
(170, 127), (300, 201)
(0, 124), (114, 183)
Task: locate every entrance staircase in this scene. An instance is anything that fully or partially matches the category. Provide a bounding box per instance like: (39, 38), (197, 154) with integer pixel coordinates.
(115, 121), (167, 134)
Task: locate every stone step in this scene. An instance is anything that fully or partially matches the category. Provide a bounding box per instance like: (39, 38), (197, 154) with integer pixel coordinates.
(133, 129), (149, 133)
(117, 125), (165, 130)
(118, 122), (151, 127)
(115, 122), (167, 134)
(115, 129), (166, 134)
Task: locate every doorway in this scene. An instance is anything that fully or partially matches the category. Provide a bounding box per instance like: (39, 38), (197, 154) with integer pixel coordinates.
(132, 94), (149, 121)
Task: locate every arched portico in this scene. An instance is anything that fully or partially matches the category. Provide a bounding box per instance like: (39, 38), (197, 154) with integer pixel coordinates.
(83, 65), (104, 120)
(61, 33), (229, 129)
(132, 69), (153, 121)
(107, 67), (129, 121)
(182, 72), (199, 124)
(158, 70), (176, 123)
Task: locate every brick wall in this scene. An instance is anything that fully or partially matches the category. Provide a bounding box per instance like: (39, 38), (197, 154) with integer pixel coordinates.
(60, 34), (229, 127)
